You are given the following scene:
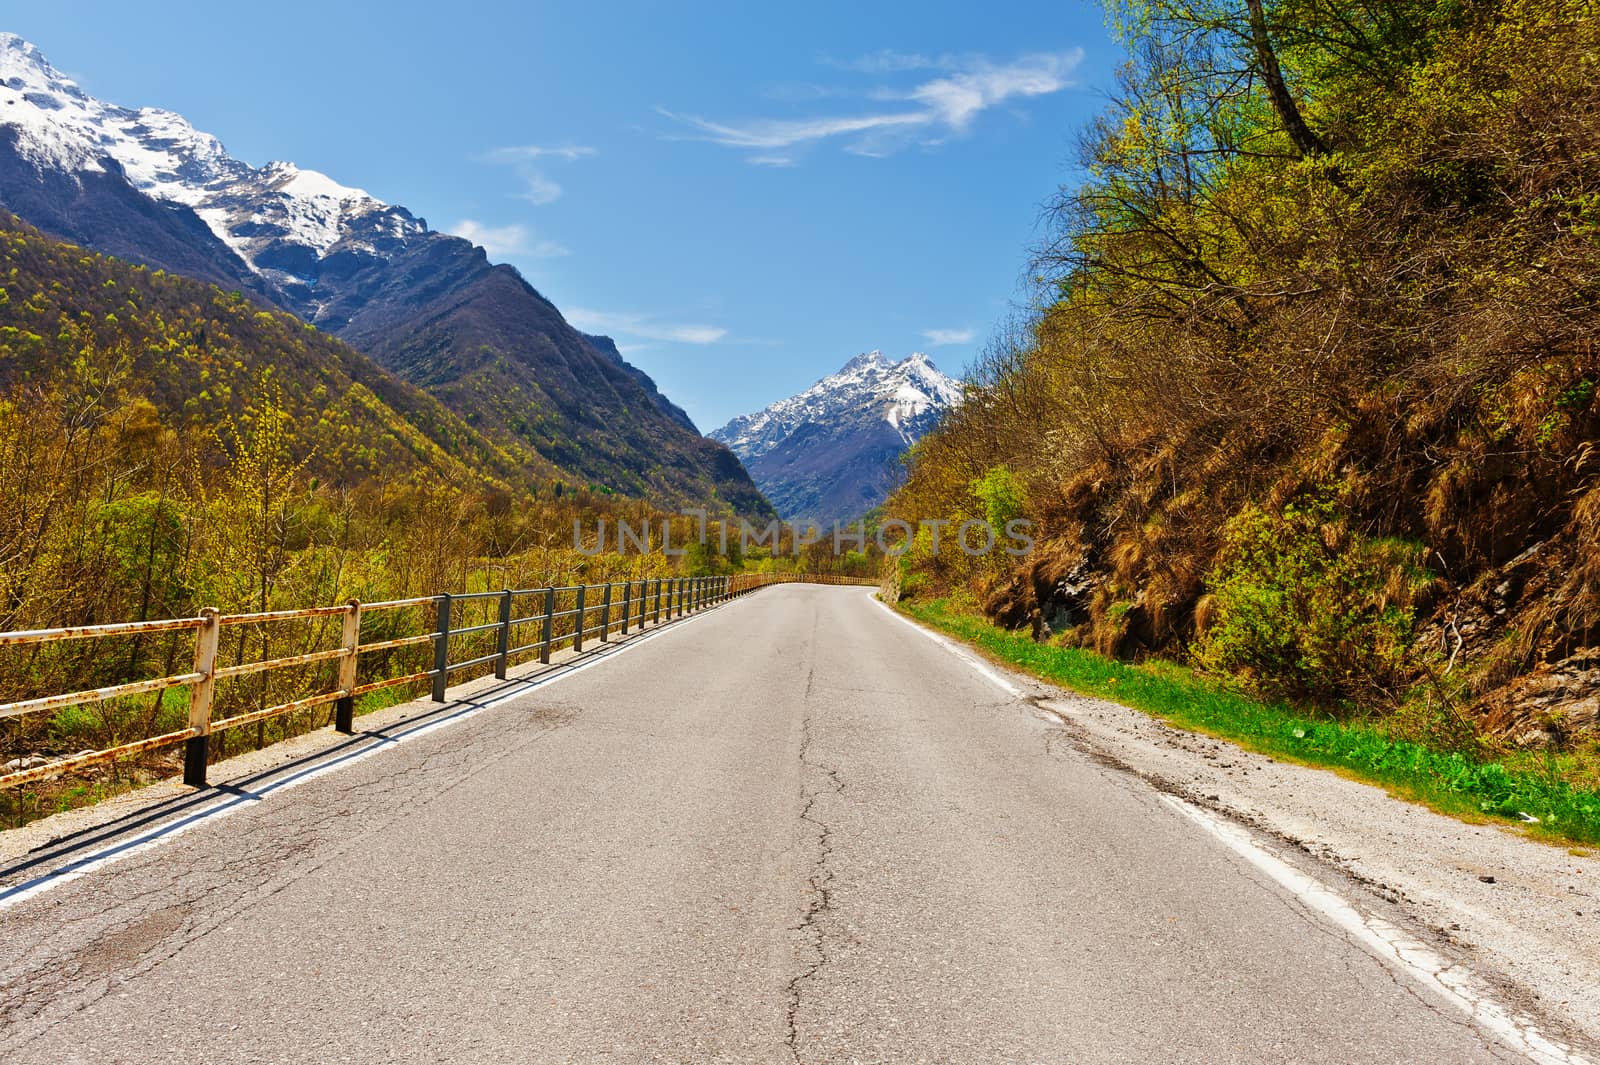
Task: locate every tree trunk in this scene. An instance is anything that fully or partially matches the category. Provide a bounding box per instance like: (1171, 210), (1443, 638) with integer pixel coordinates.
(1244, 0), (1328, 158)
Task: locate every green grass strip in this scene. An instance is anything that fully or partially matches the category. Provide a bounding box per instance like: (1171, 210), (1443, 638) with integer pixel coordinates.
(901, 598), (1600, 847)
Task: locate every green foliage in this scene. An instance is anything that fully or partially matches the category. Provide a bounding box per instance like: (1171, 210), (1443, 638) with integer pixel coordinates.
(971, 465), (1025, 530)
(1194, 501), (1433, 703)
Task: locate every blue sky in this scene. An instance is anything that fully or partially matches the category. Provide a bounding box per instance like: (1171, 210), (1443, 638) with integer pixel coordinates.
(10, 1), (1121, 430)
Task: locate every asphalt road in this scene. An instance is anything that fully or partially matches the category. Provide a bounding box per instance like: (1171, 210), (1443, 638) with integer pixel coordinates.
(0, 585), (1549, 1063)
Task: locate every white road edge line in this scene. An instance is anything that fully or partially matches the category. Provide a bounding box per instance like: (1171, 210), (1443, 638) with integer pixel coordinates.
(877, 589), (1590, 1064)
(1161, 794), (1592, 1065)
(871, 593), (1021, 696)
(0, 599), (734, 912)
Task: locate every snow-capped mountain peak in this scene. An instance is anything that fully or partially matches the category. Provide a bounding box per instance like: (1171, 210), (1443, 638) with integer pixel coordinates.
(708, 350), (963, 522)
(841, 349), (891, 373)
(712, 350), (963, 463)
(0, 34), (420, 273)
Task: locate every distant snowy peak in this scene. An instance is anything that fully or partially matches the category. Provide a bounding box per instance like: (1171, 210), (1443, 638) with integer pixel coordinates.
(0, 32), (421, 270)
(711, 349), (963, 461)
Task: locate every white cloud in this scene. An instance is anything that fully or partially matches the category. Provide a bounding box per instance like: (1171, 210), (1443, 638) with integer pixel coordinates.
(903, 54), (1078, 131)
(449, 220), (569, 259)
(658, 107), (927, 151)
(517, 172), (565, 205)
(748, 154), (799, 168)
(923, 327), (975, 346)
(567, 307), (728, 345)
(479, 144), (596, 205)
(661, 50), (1082, 160)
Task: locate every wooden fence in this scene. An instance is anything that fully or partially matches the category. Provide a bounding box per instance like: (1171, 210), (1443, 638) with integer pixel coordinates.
(0, 572), (877, 791)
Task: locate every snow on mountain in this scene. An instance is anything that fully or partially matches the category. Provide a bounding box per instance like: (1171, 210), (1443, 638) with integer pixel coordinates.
(0, 31), (421, 278)
(712, 349), (963, 462)
(710, 350), (964, 523)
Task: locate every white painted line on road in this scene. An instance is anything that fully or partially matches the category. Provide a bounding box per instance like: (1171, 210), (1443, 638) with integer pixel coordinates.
(0, 601), (733, 913)
(1161, 794), (1593, 1065)
(872, 593), (1022, 697)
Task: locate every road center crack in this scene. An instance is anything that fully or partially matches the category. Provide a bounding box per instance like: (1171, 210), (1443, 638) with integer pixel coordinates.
(784, 708), (844, 1063)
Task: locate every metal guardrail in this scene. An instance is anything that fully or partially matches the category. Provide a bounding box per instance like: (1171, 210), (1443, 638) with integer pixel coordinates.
(0, 572), (876, 790)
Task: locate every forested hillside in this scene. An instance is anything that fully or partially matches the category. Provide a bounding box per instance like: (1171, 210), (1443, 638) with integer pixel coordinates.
(0, 215), (737, 640)
(0, 214), (538, 487)
(890, 0), (1600, 748)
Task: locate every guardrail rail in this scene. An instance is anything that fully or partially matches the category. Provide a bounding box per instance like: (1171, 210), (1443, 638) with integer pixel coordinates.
(0, 572), (877, 791)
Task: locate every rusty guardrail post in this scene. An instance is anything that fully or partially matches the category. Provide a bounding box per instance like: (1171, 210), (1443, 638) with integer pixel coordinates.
(431, 594), (452, 702)
(184, 607), (220, 787)
(620, 581), (631, 636)
(573, 585), (586, 652)
(600, 583), (612, 642)
(540, 587), (555, 664)
(335, 599), (361, 733)
(495, 589), (512, 679)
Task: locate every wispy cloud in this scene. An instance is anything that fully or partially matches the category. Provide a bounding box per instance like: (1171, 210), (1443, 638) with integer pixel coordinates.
(449, 220), (568, 259)
(902, 57), (1077, 131)
(661, 50), (1082, 163)
(657, 108), (927, 151)
(566, 307), (728, 345)
(922, 327), (975, 346)
(479, 143), (597, 205)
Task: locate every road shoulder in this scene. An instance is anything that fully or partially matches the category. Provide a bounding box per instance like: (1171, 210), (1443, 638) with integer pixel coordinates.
(884, 593), (1600, 1052)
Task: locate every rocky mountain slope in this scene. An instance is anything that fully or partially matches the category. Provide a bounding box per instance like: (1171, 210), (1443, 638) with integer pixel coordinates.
(0, 33), (768, 518)
(711, 350), (961, 524)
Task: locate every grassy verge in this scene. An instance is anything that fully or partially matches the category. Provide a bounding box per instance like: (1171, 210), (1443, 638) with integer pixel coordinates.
(901, 597), (1600, 848)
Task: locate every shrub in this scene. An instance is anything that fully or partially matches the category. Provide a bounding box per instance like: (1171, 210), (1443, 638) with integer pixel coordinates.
(971, 465), (1025, 530)
(1194, 500), (1435, 706)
